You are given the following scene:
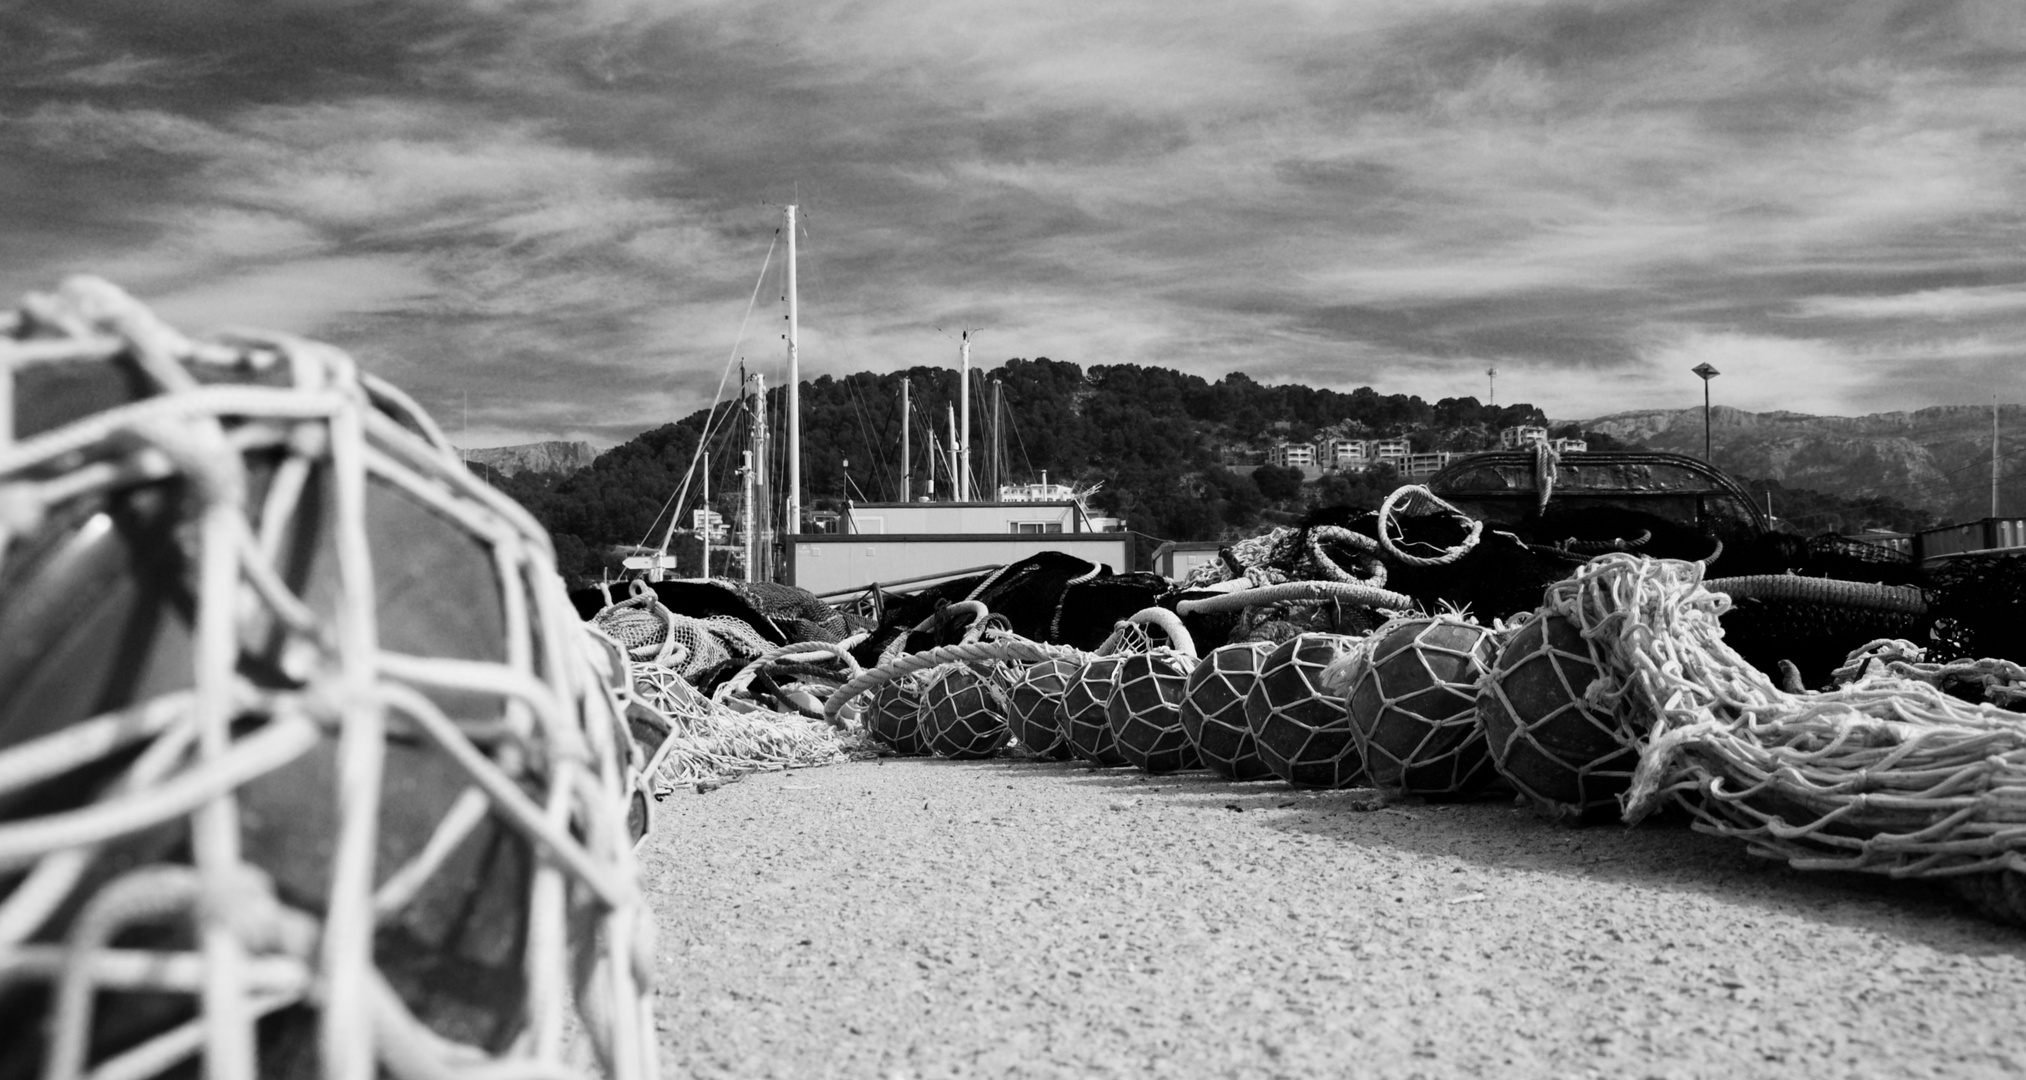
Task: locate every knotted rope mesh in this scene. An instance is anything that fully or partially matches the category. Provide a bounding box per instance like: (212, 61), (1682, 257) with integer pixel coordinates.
(0, 279), (653, 1080)
(1530, 554), (2026, 921)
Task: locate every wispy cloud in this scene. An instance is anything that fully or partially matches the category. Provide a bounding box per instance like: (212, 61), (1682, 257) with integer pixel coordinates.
(3, 0), (2025, 447)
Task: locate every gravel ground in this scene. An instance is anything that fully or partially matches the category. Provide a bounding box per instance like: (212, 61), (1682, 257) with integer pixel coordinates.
(640, 756), (2026, 1079)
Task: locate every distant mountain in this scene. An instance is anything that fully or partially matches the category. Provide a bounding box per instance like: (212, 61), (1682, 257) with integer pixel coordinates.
(460, 440), (598, 477)
(1581, 405), (2025, 523)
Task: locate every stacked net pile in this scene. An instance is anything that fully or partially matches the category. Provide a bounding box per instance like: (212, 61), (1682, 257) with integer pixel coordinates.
(0, 279), (654, 1080)
(1533, 554), (2026, 925)
(593, 587), (768, 685)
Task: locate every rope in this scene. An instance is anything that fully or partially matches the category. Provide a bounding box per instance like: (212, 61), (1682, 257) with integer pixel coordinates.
(0, 277), (652, 1080)
(1533, 440), (1560, 512)
(1543, 555), (2026, 883)
(1174, 579), (1414, 616)
(1375, 485), (1484, 567)
(823, 632), (1084, 727)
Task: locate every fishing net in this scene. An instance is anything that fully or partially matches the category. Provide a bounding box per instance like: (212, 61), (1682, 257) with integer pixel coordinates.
(1103, 610), (1201, 775)
(919, 665), (1012, 760)
(1006, 658), (1079, 760)
(0, 278), (653, 1080)
(1477, 610), (1639, 821)
(1342, 614), (1501, 798)
(1245, 633), (1368, 788)
(1505, 554), (2026, 925)
(1926, 553), (2026, 664)
(1061, 655), (1130, 767)
(1178, 642), (1278, 781)
(1704, 575), (1931, 690)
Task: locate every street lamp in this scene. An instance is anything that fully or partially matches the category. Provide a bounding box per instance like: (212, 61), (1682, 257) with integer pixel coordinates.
(1691, 363), (1720, 463)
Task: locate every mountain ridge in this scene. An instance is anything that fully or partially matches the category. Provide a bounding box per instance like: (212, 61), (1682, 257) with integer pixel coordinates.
(1578, 404), (2025, 522)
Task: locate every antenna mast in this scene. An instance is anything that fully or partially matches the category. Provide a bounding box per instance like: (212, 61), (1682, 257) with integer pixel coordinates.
(900, 377), (911, 502)
(1487, 366), (1497, 407)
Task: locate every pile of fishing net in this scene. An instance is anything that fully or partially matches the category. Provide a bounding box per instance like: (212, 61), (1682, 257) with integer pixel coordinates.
(1476, 553), (2026, 925)
(0, 279), (654, 1080)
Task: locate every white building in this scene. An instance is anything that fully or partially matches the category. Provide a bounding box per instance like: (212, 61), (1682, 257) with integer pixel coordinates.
(1403, 451), (1453, 477)
(1370, 437), (1410, 466)
(1325, 439), (1371, 469)
(1499, 425), (1549, 450)
(1268, 442), (1317, 468)
(1550, 437), (1588, 453)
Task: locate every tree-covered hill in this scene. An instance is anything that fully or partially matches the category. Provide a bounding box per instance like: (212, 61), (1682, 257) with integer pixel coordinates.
(482, 357), (1551, 583)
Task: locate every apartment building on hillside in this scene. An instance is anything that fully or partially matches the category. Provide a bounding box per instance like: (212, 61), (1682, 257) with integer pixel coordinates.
(1267, 442), (1316, 468)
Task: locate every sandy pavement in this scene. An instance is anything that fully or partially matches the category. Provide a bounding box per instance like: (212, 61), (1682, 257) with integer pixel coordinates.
(640, 756), (2026, 1079)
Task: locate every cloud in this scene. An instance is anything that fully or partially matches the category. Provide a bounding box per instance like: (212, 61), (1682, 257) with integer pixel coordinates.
(5, 0), (2026, 448)
(1787, 285), (2026, 321)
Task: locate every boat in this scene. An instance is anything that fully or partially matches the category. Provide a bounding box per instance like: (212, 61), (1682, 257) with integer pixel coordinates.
(642, 205), (1136, 604)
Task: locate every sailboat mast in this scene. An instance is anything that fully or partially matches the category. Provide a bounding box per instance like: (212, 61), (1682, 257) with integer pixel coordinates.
(784, 203), (802, 537)
(900, 377), (911, 502)
(992, 377), (1003, 499)
(947, 404), (958, 501)
(958, 331), (972, 501)
(700, 452), (710, 578)
(1995, 399), (2002, 519)
(748, 372), (773, 581)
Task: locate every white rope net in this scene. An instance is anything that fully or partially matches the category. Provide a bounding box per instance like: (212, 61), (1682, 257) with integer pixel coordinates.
(0, 278), (655, 1080)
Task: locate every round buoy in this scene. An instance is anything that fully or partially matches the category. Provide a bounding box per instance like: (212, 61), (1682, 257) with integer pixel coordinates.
(1007, 657), (1080, 759)
(1061, 655), (1130, 766)
(1346, 616), (1500, 797)
(920, 664), (1011, 759)
(1180, 642), (1277, 780)
(1109, 651), (1200, 773)
(1246, 632), (1366, 788)
(1477, 612), (1636, 819)
(866, 678), (930, 755)
(1105, 608), (1202, 774)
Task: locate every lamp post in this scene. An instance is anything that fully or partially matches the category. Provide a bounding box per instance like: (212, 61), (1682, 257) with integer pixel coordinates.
(1691, 363), (1719, 463)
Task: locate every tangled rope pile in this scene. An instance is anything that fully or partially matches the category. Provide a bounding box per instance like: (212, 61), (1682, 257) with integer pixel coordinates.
(0, 278), (653, 1080)
(1537, 555), (2026, 900)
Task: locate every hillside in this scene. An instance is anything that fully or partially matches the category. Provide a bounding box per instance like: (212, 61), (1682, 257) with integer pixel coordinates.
(1582, 405), (2024, 523)
(471, 360), (1962, 585)
(459, 440), (597, 477)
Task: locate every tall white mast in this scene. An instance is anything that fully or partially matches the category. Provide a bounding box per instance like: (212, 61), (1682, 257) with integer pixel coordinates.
(946, 404), (958, 501)
(1995, 399), (2002, 519)
(699, 452), (710, 579)
(958, 331), (972, 501)
(900, 377), (911, 502)
(784, 203), (802, 536)
(748, 372), (772, 582)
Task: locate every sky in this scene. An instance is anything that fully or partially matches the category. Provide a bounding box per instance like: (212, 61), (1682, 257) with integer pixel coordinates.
(4, 0), (2025, 449)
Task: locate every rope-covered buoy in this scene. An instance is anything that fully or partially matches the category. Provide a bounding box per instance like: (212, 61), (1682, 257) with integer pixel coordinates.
(1179, 642), (1277, 780)
(1343, 615), (1501, 797)
(919, 664), (1012, 759)
(1061, 654), (1130, 767)
(1104, 608), (1201, 774)
(1006, 657), (1081, 760)
(1246, 632), (1368, 788)
(1477, 611), (1634, 820)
